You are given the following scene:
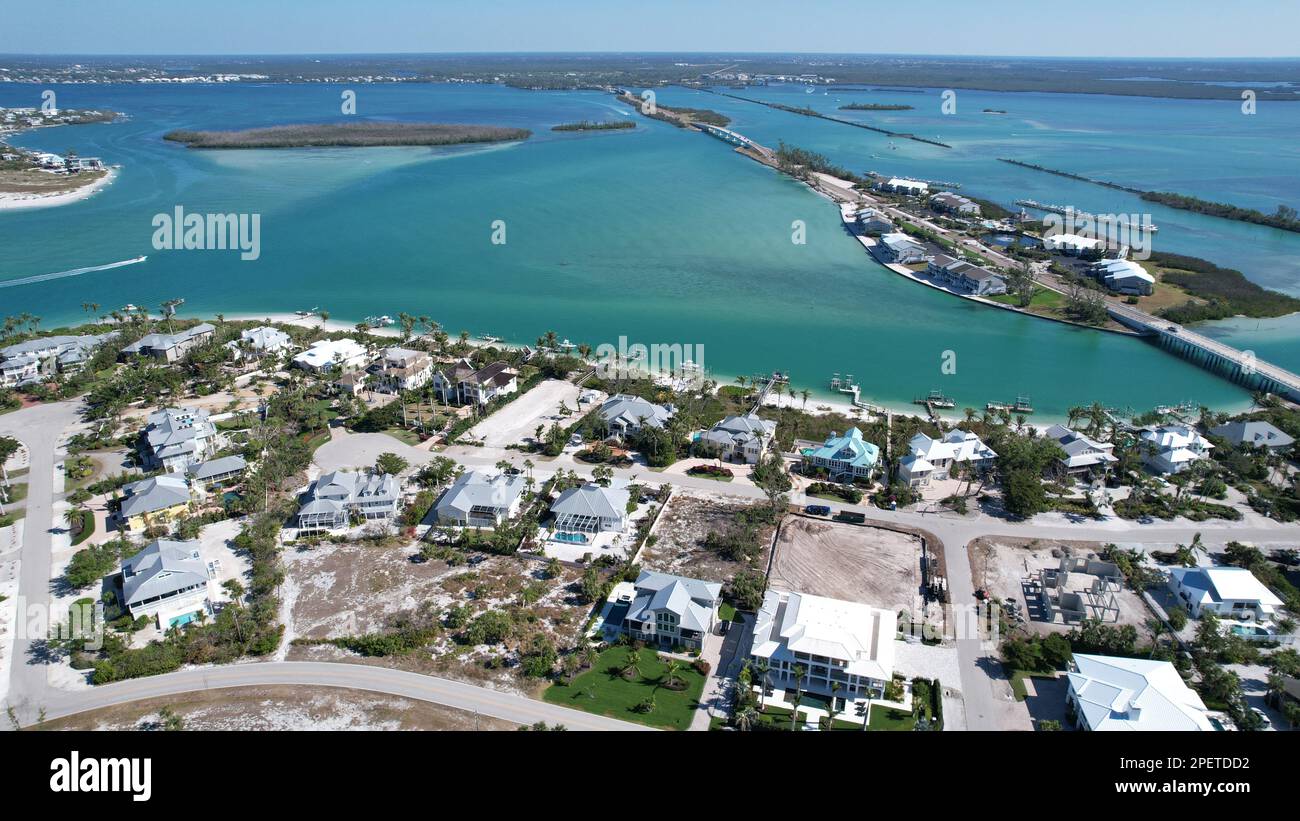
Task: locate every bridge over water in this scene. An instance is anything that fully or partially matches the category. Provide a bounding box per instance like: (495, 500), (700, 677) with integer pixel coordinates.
(692, 121), (774, 161)
(1108, 304), (1300, 403)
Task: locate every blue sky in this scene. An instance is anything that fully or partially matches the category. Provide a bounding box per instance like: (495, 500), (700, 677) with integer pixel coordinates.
(1, 0), (1297, 58)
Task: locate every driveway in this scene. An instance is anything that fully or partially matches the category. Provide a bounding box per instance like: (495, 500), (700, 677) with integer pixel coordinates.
(464, 379), (587, 448)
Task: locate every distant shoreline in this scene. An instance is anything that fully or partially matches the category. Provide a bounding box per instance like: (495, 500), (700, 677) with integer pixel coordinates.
(0, 166), (117, 211)
(163, 122), (532, 149)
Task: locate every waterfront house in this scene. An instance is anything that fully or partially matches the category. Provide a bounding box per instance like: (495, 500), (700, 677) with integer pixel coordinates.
(1042, 233), (1103, 256)
(292, 338), (369, 373)
(878, 232), (929, 265)
(0, 333), (113, 385)
(695, 412), (776, 464)
(1044, 424), (1117, 478)
(802, 427), (879, 482)
(138, 407), (220, 473)
(1209, 420), (1295, 453)
(1139, 424), (1213, 474)
(434, 471), (526, 527)
(598, 393), (674, 438)
(550, 483), (629, 534)
(903, 429), (997, 479)
(296, 470), (400, 532)
(1168, 567), (1283, 622)
(749, 589), (896, 703)
(855, 207), (893, 235)
(119, 323), (215, 363)
(234, 326), (292, 359)
(119, 474), (192, 532)
(1093, 259), (1154, 295)
(613, 570), (722, 651)
(185, 455), (248, 489)
(930, 191), (980, 217)
(883, 177), (928, 196)
(120, 538), (213, 628)
(431, 358), (518, 407)
(1066, 654), (1215, 731)
(378, 347), (434, 393)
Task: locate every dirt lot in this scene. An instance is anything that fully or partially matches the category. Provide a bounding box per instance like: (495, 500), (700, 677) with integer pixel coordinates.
(637, 490), (776, 583)
(770, 517), (923, 612)
(281, 540), (589, 695)
(969, 536), (1155, 640)
(40, 685), (515, 731)
(465, 379), (589, 447)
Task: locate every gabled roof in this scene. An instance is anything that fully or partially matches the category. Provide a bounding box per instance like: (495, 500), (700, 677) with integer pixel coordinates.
(551, 483), (629, 521)
(122, 323), (214, 354)
(436, 471), (526, 516)
(186, 455), (247, 481)
(627, 571), (721, 633)
(1169, 566), (1282, 607)
(1068, 654), (1214, 731)
(908, 429), (996, 463)
(1045, 424), (1117, 467)
(1210, 420), (1294, 450)
(120, 474), (191, 518)
(121, 538), (209, 607)
(240, 326), (291, 351)
(600, 394), (673, 430)
(807, 427), (879, 469)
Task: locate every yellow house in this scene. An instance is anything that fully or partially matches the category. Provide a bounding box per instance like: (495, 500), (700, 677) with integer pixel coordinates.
(119, 475), (192, 532)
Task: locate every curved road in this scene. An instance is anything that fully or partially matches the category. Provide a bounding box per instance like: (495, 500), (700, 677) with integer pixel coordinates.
(37, 661), (652, 730)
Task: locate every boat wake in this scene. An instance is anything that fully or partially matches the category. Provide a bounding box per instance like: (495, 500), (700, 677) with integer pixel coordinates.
(0, 255), (147, 289)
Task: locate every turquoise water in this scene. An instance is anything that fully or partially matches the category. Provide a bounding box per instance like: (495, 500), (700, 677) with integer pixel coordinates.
(0, 82), (1279, 417)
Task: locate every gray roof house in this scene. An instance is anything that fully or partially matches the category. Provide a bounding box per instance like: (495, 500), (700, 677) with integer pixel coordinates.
(186, 455), (248, 487)
(1210, 420), (1295, 453)
(599, 394), (674, 437)
(1045, 424), (1117, 476)
(0, 333), (113, 385)
(434, 471), (526, 527)
(618, 570), (722, 650)
(119, 474), (192, 527)
(120, 538), (212, 625)
(550, 483), (630, 534)
(297, 470), (400, 532)
(120, 323), (215, 363)
(139, 407), (219, 472)
(696, 412), (776, 464)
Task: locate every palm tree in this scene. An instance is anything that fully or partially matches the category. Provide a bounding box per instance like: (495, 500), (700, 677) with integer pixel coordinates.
(752, 658), (771, 712)
(800, 389), (810, 410)
(826, 681), (841, 730)
(734, 706), (760, 732)
(622, 646), (641, 680)
(664, 659), (684, 689)
(735, 375), (747, 394)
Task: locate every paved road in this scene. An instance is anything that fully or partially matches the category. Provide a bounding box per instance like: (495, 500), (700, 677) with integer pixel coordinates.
(34, 661), (653, 730)
(0, 400), (84, 720)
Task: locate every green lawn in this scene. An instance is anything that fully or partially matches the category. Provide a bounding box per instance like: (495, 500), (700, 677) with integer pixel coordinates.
(718, 603), (737, 622)
(69, 508), (95, 546)
(986, 287), (1063, 309)
(382, 427), (422, 447)
(867, 706), (916, 730)
(1009, 669), (1058, 702)
(543, 645), (706, 730)
(712, 704), (864, 731)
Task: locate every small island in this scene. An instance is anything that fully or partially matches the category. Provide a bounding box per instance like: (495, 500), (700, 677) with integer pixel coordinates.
(838, 102), (914, 111)
(551, 120), (635, 132)
(163, 122), (532, 149)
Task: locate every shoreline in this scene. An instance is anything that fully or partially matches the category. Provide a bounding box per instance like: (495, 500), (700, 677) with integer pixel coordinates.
(0, 166), (118, 211)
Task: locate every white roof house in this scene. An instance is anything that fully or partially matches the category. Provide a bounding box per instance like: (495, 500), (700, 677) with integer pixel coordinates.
(292, 338), (369, 373)
(1045, 424), (1117, 475)
(1210, 420), (1295, 452)
(1043, 233), (1103, 254)
(878, 231), (929, 264)
(296, 470), (399, 531)
(750, 589), (896, 700)
(120, 538), (213, 626)
(905, 429), (997, 477)
(550, 483), (630, 533)
(1095, 259), (1155, 295)
(1066, 654), (1216, 731)
(1140, 424), (1213, 474)
(885, 177), (928, 195)
(239, 326), (292, 354)
(1168, 566), (1283, 621)
(434, 471), (526, 527)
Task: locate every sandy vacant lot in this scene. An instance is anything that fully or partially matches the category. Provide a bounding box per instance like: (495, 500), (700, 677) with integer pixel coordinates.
(969, 536), (1155, 639)
(770, 517), (922, 612)
(282, 539), (588, 693)
(638, 490), (776, 583)
(40, 685), (515, 731)
(465, 379), (590, 447)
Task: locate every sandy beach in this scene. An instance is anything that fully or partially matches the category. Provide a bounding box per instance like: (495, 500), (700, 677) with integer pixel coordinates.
(0, 166), (118, 211)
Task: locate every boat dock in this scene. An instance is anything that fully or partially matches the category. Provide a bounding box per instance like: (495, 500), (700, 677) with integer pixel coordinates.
(829, 374), (888, 415)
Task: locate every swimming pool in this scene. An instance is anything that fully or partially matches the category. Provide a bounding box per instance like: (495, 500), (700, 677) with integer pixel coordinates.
(553, 532), (588, 544)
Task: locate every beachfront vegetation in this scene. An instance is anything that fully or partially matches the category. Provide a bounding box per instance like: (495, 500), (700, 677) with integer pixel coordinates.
(164, 122), (532, 149)
(1145, 252), (1300, 322)
(551, 120), (635, 131)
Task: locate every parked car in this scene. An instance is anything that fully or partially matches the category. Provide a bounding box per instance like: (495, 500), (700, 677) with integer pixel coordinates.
(804, 504), (832, 516)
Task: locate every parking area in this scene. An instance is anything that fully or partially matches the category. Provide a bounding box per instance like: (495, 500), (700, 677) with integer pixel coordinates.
(464, 379), (593, 448)
(769, 516), (923, 612)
